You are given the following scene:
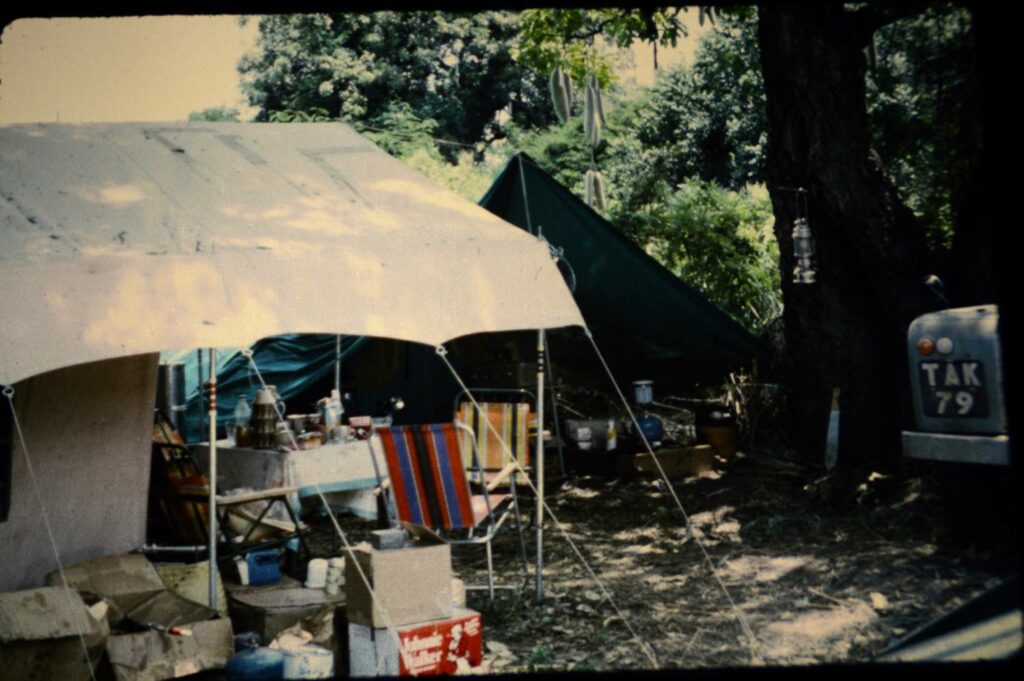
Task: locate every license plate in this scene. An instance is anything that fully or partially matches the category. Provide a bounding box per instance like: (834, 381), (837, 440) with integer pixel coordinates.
(918, 360), (988, 417)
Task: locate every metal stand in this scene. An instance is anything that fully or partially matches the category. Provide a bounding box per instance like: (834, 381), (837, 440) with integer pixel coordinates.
(206, 348), (218, 612)
(535, 329), (545, 603)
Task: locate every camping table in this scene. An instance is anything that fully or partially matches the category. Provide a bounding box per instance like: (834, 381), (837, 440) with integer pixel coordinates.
(191, 435), (387, 520)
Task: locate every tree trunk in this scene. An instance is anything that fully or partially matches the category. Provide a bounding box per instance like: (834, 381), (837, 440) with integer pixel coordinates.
(757, 5), (934, 469)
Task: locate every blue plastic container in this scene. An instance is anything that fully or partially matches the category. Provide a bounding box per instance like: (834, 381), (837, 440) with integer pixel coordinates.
(636, 416), (664, 443)
(225, 646), (285, 680)
(245, 548), (282, 586)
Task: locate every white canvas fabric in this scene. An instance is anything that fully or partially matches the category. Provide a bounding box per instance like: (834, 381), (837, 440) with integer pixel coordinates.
(0, 123), (583, 385)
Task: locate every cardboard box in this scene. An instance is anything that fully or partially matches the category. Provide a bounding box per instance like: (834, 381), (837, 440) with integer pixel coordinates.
(348, 608), (482, 677)
(0, 586), (109, 681)
(106, 618), (233, 681)
(46, 553), (167, 622)
(345, 541), (452, 629)
(228, 585), (344, 643)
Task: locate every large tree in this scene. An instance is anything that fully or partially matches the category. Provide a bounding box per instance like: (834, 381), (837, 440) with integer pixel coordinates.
(517, 4), (989, 469)
(238, 12), (553, 151)
(756, 5), (939, 468)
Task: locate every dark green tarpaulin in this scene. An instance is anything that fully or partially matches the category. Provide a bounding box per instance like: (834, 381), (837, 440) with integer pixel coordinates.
(176, 335), (367, 441)
(479, 153), (771, 367)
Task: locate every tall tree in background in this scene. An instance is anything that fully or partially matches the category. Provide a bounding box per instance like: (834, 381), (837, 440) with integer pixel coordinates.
(517, 4), (989, 470)
(755, 4), (989, 469)
(238, 12), (552, 152)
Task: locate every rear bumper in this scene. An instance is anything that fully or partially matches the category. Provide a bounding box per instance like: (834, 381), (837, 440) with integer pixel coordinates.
(902, 431), (1011, 466)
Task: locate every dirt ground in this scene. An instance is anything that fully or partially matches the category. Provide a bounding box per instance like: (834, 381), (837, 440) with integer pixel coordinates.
(304, 449), (1018, 673)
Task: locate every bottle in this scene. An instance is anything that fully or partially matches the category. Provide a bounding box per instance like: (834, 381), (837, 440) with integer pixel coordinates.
(234, 395), (252, 428)
(233, 395), (252, 443)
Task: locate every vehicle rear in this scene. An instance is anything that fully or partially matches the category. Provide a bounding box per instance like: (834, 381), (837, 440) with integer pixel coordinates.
(901, 305), (1010, 465)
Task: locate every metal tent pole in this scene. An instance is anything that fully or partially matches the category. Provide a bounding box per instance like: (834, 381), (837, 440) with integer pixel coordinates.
(196, 349), (205, 440)
(206, 348), (218, 611)
(535, 329), (546, 602)
(335, 335), (342, 395)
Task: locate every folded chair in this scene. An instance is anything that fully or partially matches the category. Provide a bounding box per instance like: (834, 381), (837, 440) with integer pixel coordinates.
(151, 411), (211, 545)
(150, 411), (310, 565)
(376, 423), (529, 601)
(453, 391), (534, 488)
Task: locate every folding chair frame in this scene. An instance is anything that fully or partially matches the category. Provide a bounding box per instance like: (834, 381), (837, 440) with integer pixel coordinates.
(374, 422), (529, 602)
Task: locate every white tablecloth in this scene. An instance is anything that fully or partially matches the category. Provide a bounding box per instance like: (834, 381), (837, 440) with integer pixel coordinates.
(192, 435), (387, 519)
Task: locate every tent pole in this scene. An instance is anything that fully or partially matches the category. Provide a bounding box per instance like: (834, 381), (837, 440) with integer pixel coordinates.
(535, 329), (545, 603)
(335, 335), (342, 395)
(207, 348), (218, 612)
(196, 349), (205, 440)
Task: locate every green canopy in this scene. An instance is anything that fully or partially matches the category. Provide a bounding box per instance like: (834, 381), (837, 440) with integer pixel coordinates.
(480, 154), (771, 370)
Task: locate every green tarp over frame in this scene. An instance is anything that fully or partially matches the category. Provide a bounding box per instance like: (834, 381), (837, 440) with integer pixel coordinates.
(479, 153), (771, 368)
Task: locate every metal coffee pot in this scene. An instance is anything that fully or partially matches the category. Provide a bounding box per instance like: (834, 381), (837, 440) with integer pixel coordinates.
(252, 386), (285, 449)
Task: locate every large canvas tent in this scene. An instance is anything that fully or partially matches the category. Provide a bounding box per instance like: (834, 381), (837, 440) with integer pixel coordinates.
(0, 122), (582, 592)
(172, 153), (771, 436)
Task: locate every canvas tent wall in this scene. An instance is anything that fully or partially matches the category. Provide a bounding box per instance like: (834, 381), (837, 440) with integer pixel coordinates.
(0, 355), (158, 592)
(173, 152), (772, 435)
(0, 122), (582, 589)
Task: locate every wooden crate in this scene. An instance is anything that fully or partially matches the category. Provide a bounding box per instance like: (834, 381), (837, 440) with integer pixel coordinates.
(633, 445), (714, 479)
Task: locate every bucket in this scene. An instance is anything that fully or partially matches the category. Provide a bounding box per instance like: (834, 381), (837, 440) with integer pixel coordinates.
(697, 408), (737, 460)
(633, 380), (653, 405)
(281, 645), (334, 679)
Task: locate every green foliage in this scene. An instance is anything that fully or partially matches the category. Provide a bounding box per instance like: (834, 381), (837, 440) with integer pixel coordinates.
(867, 3), (975, 251)
(402, 144), (515, 203)
(239, 12), (553, 156)
(528, 643), (553, 666)
(188, 106), (241, 122)
(518, 7), (702, 87)
(616, 179), (780, 333)
(267, 108), (333, 123)
(630, 13), (766, 190)
(359, 101), (442, 159)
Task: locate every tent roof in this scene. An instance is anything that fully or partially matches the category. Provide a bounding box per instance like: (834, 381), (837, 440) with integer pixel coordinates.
(480, 154), (771, 367)
(0, 124), (582, 385)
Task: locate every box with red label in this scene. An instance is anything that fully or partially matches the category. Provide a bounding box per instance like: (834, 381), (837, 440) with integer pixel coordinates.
(348, 607), (482, 677)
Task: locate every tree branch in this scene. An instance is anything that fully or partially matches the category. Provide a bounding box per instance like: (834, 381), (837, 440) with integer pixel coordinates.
(846, 2), (933, 46)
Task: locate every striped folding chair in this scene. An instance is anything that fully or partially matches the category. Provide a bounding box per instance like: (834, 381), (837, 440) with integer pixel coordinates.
(376, 423), (528, 600)
(453, 400), (533, 488)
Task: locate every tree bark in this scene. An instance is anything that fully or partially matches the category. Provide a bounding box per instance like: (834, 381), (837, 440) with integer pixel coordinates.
(757, 5), (934, 469)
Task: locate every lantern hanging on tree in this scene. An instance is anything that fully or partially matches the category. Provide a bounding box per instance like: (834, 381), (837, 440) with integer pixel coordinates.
(784, 186), (816, 284)
(792, 216), (817, 284)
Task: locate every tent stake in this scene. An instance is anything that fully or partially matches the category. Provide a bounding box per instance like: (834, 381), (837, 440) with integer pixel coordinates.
(535, 329), (545, 602)
(207, 348), (218, 612)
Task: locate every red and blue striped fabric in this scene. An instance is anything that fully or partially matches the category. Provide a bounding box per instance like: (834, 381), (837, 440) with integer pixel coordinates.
(378, 424), (475, 531)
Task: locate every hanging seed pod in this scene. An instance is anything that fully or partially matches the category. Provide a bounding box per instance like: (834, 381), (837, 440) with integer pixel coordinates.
(584, 80), (603, 148)
(549, 66), (570, 124)
(590, 73), (606, 126)
(562, 69), (574, 113)
(585, 169), (607, 212)
(584, 85), (596, 146)
(592, 170), (607, 212)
